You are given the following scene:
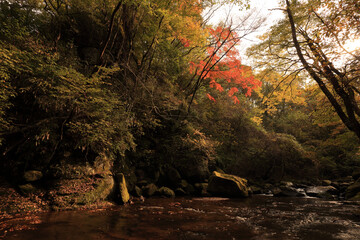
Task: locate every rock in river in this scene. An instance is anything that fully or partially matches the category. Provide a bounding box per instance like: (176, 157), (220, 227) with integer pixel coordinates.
(207, 171), (248, 197)
(305, 186), (338, 198)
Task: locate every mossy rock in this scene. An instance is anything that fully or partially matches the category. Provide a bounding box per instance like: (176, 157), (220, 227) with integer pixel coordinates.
(249, 185), (262, 194)
(76, 176), (114, 205)
(116, 173), (130, 204)
(158, 187), (175, 198)
(322, 180), (332, 186)
(18, 183), (37, 195)
(194, 183), (209, 196)
(132, 186), (142, 197)
(180, 179), (189, 189)
(143, 183), (158, 197)
(175, 188), (187, 196)
(207, 171), (248, 198)
(345, 180), (360, 199)
(184, 183), (196, 195)
(350, 192), (360, 201)
(24, 170), (43, 182)
(49, 163), (95, 179)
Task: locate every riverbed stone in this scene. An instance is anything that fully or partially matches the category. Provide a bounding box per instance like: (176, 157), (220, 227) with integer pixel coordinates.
(166, 167), (182, 188)
(158, 187), (175, 198)
(345, 180), (360, 199)
(195, 183), (209, 196)
(132, 186), (143, 197)
(18, 183), (37, 194)
(143, 183), (158, 197)
(207, 171), (248, 198)
(24, 170), (43, 182)
(273, 186), (305, 197)
(322, 180), (332, 186)
(249, 185), (262, 194)
(175, 188), (187, 196)
(305, 186), (338, 198)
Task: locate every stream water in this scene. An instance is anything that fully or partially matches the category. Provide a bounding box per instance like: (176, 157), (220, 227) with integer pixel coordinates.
(2, 195), (360, 240)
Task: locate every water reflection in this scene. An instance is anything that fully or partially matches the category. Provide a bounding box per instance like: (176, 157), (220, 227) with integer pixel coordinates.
(3, 196), (360, 240)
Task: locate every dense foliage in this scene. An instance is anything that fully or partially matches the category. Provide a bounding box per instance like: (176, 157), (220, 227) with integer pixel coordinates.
(0, 0), (359, 185)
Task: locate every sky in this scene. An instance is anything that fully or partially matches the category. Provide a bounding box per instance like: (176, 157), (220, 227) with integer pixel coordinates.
(207, 0), (282, 63)
(208, 0), (360, 65)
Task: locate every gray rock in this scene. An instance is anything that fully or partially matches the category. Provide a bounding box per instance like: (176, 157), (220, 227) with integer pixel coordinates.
(306, 186), (338, 198)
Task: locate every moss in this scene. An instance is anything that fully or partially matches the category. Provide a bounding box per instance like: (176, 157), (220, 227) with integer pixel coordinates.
(76, 176), (114, 205)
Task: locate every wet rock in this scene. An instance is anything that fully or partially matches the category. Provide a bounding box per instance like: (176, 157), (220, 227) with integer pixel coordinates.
(352, 168), (360, 181)
(175, 188), (187, 196)
(322, 180), (332, 186)
(280, 181), (293, 187)
(249, 185), (263, 194)
(184, 183), (196, 195)
(180, 179), (189, 189)
(350, 192), (360, 201)
(305, 186), (338, 198)
(143, 183), (158, 197)
(116, 173), (130, 204)
(18, 183), (37, 194)
(158, 187), (175, 198)
(345, 180), (360, 200)
(137, 180), (148, 187)
(132, 186), (143, 197)
(207, 171), (248, 198)
(166, 167), (182, 188)
(195, 183), (210, 196)
(24, 170), (43, 182)
(273, 186), (305, 197)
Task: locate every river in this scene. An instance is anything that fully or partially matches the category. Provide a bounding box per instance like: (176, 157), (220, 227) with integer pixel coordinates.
(2, 195), (360, 240)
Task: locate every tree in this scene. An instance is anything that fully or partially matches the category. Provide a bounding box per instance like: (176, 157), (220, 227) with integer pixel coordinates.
(249, 0), (360, 140)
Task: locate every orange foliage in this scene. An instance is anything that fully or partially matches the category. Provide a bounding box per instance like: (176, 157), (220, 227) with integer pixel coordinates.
(190, 27), (262, 103)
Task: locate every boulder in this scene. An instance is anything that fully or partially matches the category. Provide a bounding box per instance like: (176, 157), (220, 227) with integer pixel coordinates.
(76, 176), (115, 205)
(18, 183), (37, 194)
(352, 168), (360, 181)
(184, 183), (196, 195)
(306, 186), (338, 198)
(175, 188), (187, 196)
(132, 186), (143, 197)
(345, 180), (360, 200)
(116, 173), (130, 204)
(143, 183), (158, 197)
(207, 171), (248, 198)
(273, 186), (305, 197)
(158, 187), (175, 198)
(166, 167), (182, 188)
(195, 183), (209, 196)
(249, 186), (262, 194)
(24, 170), (43, 182)
(322, 180), (332, 186)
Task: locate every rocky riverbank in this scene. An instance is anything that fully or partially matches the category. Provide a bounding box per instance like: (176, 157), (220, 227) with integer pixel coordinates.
(2, 162), (360, 222)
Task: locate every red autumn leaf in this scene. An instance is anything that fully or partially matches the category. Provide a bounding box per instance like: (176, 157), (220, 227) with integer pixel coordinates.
(207, 93), (216, 102)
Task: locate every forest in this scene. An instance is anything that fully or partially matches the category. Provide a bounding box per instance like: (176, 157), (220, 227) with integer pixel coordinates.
(0, 0), (360, 222)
